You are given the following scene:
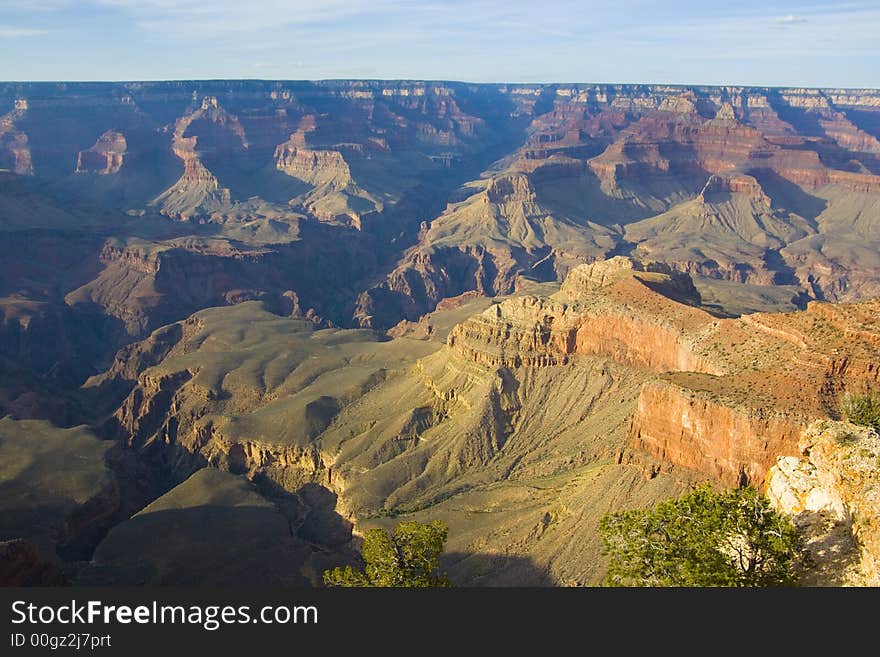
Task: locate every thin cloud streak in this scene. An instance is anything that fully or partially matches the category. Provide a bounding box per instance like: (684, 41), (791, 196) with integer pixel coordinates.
(774, 14), (808, 24)
(0, 26), (48, 38)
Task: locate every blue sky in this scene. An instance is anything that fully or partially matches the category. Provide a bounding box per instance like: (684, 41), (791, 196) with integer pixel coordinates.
(1, 1), (878, 87)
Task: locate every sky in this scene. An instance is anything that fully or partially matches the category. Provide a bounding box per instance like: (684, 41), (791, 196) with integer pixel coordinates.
(0, 0), (878, 87)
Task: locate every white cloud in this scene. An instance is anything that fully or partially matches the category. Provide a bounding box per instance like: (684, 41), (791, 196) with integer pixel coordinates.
(774, 14), (808, 25)
(0, 26), (47, 38)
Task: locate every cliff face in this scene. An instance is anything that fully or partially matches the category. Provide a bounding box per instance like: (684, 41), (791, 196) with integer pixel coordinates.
(0, 99), (33, 175)
(448, 258), (716, 372)
(587, 99), (767, 188)
(273, 129), (380, 226)
(630, 380), (805, 485)
(588, 97), (880, 195)
(448, 295), (577, 367)
(76, 130), (127, 175)
(355, 242), (529, 329)
(767, 421), (880, 586)
(628, 298), (880, 485)
(274, 139), (352, 188)
(446, 258), (880, 486)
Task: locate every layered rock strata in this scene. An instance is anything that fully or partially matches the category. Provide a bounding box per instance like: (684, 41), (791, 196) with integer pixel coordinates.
(76, 130), (127, 174)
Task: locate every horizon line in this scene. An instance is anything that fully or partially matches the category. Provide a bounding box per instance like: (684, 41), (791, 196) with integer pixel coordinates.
(0, 78), (878, 92)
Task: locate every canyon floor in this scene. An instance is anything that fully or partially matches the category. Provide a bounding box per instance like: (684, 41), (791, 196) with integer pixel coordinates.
(1, 81), (879, 585)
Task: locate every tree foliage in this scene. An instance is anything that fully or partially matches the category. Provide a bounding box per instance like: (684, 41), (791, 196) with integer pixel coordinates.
(324, 520), (450, 587)
(599, 485), (801, 587)
(842, 391), (880, 431)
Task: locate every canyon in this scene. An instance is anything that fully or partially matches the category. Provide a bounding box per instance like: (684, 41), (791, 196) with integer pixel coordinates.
(1, 81), (880, 585)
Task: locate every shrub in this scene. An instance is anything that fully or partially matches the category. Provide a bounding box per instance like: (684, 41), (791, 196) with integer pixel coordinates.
(324, 520), (450, 587)
(842, 391), (880, 431)
(600, 485), (801, 587)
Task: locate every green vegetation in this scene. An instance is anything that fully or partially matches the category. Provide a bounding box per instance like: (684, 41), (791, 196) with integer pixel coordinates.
(323, 520), (450, 587)
(599, 485), (801, 587)
(842, 391), (880, 431)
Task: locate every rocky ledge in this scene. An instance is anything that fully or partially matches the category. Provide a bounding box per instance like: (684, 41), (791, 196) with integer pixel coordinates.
(767, 420), (880, 586)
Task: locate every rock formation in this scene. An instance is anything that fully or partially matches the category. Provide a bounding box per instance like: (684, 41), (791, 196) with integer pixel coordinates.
(449, 258), (880, 485)
(273, 127), (380, 227)
(767, 421), (880, 585)
(0, 99), (34, 175)
(152, 96), (247, 219)
(76, 130), (127, 174)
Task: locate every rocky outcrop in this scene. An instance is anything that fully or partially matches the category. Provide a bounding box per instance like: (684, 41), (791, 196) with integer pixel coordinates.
(628, 299), (880, 485)
(698, 173), (771, 207)
(110, 363), (340, 501)
(355, 244), (523, 329)
(767, 421), (880, 586)
(271, 114), (383, 226)
(448, 296), (578, 367)
(485, 173), (537, 203)
(449, 258), (717, 372)
(769, 147), (880, 192)
(630, 380), (806, 486)
(76, 130), (127, 174)
(0, 99), (33, 175)
(658, 92), (700, 114)
(274, 135), (352, 188)
(449, 293), (716, 374)
(819, 112), (880, 154)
